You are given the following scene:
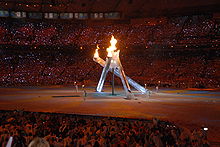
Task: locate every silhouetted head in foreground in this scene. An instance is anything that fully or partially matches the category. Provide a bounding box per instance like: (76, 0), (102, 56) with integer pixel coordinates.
(28, 137), (50, 147)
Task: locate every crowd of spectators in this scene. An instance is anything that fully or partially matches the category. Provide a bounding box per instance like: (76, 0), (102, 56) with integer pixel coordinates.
(123, 48), (220, 89)
(0, 47), (99, 87)
(0, 14), (219, 88)
(0, 15), (219, 47)
(0, 110), (210, 146)
(0, 45), (219, 88)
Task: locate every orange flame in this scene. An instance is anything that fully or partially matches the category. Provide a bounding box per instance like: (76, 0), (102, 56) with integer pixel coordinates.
(106, 35), (117, 57)
(94, 44), (100, 58)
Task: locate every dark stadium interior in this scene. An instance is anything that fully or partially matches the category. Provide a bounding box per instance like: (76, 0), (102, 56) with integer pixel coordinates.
(0, 0), (220, 146)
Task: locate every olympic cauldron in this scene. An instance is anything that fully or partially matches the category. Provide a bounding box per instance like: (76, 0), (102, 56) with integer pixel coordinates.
(93, 36), (148, 96)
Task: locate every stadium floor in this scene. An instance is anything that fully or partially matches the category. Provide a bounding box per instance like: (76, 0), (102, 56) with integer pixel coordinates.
(0, 86), (220, 143)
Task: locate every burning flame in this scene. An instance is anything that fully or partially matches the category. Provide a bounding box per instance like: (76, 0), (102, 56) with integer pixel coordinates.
(106, 35), (117, 57)
(94, 45), (100, 58)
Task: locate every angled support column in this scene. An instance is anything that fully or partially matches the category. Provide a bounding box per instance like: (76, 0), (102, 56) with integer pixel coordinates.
(96, 57), (112, 92)
(94, 57), (148, 93)
(116, 58), (131, 93)
(112, 68), (115, 95)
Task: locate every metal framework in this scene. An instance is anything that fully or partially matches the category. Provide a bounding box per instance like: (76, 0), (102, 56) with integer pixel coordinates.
(93, 55), (148, 94)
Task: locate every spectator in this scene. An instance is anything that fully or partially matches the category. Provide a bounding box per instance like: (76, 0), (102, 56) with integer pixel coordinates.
(28, 137), (50, 147)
